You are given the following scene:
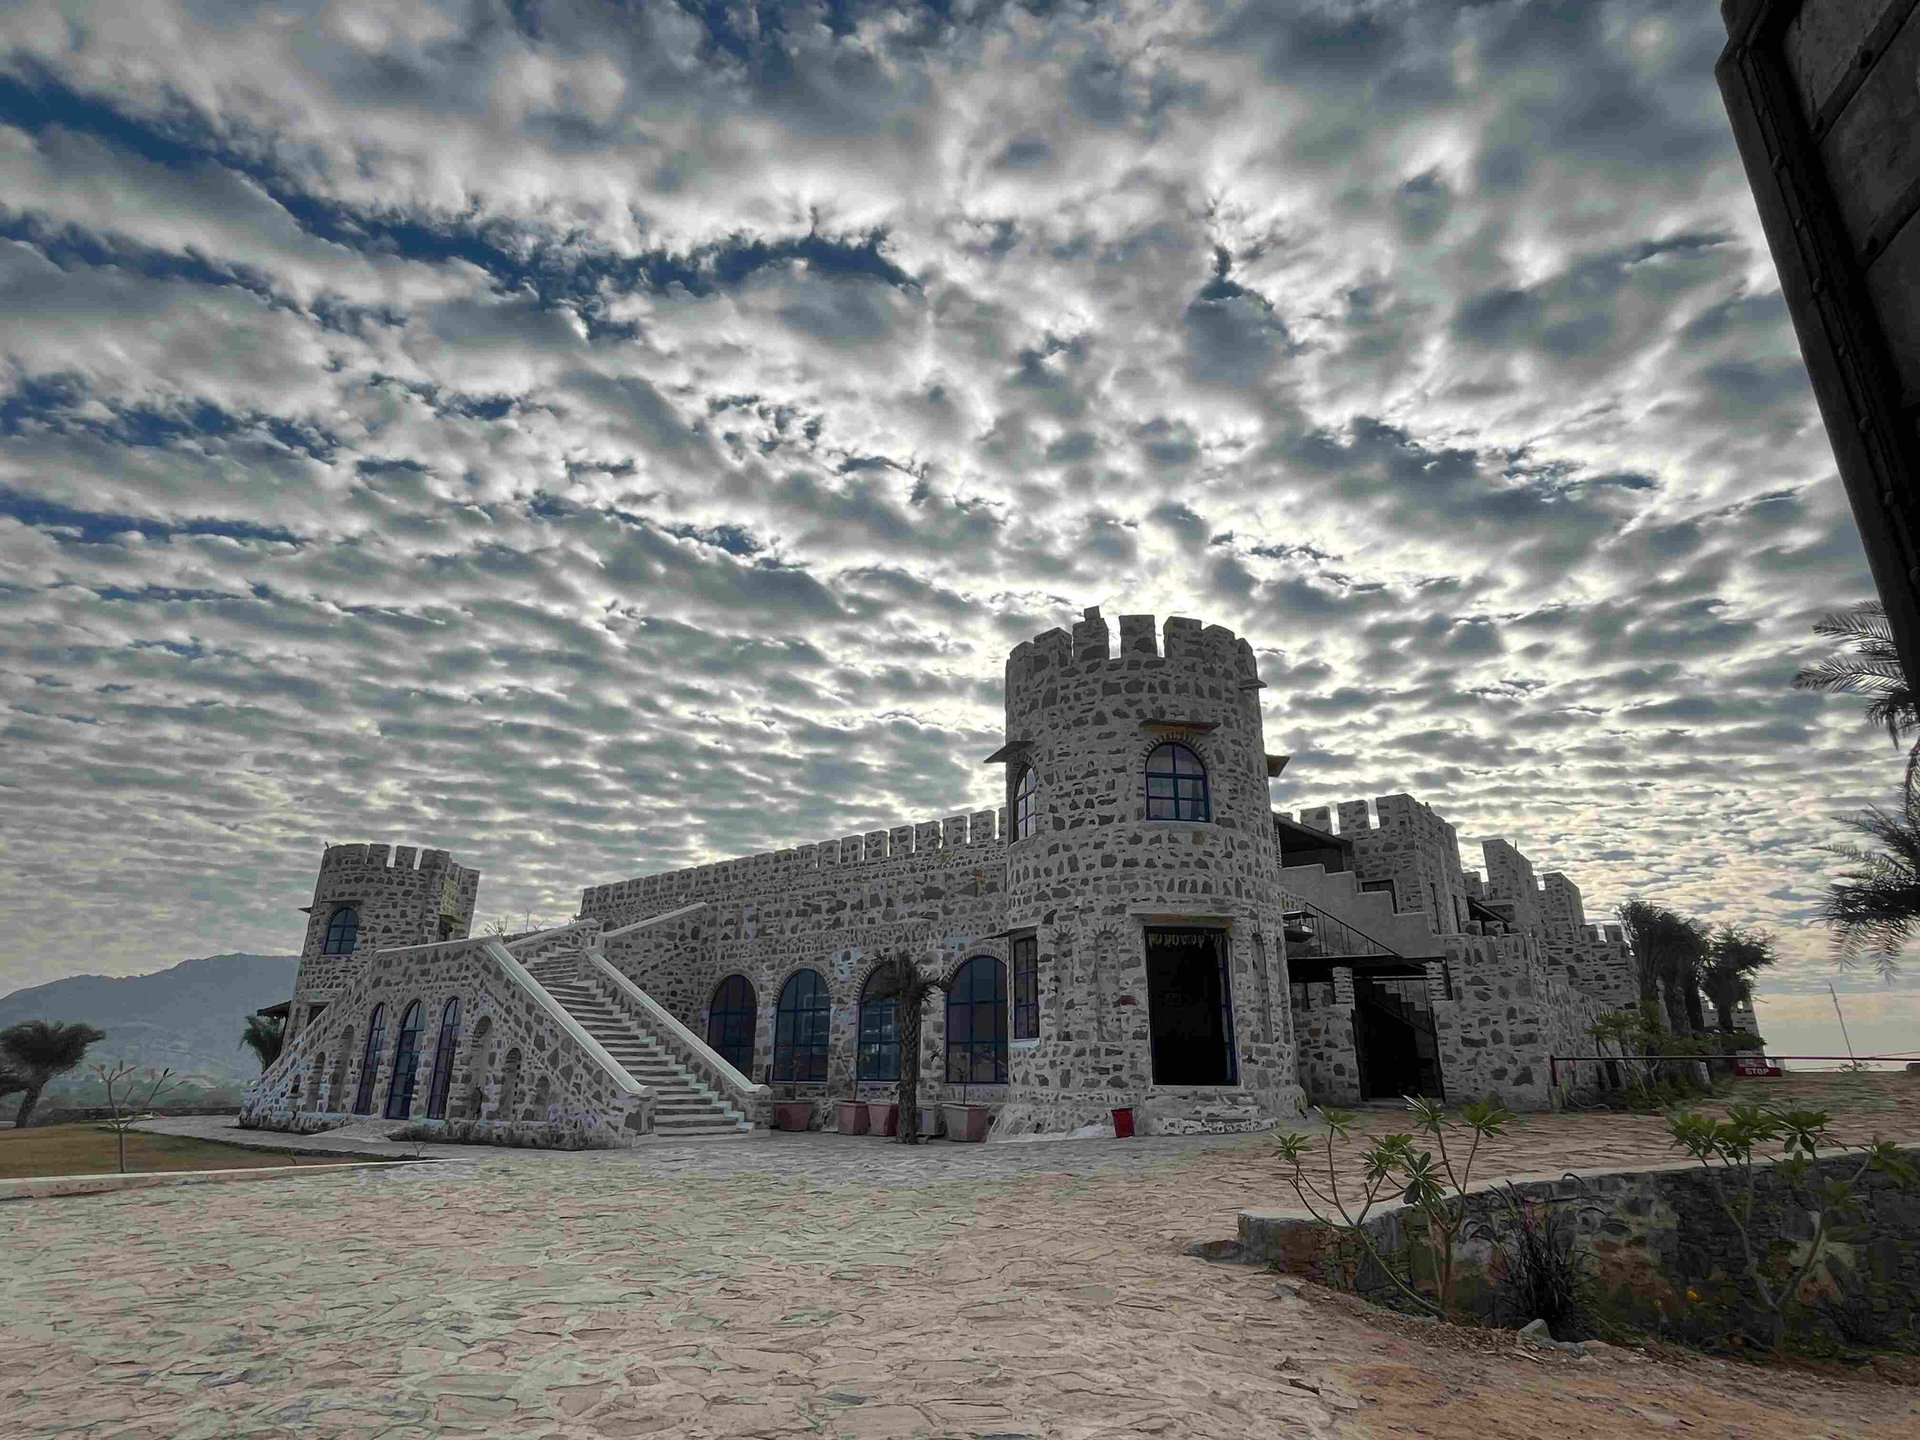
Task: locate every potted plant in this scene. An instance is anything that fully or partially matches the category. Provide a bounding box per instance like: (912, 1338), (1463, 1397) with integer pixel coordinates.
(865, 1098), (898, 1136)
(941, 1080), (991, 1144)
(834, 1097), (869, 1134)
(773, 1084), (813, 1132)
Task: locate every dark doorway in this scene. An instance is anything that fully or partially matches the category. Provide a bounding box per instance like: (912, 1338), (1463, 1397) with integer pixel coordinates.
(1353, 974), (1443, 1101)
(1144, 927), (1236, 1086)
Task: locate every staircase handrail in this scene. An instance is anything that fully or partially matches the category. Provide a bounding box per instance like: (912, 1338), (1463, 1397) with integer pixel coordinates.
(1279, 889), (1406, 959)
(484, 939), (652, 1102)
(583, 950), (770, 1106)
(601, 901), (710, 941)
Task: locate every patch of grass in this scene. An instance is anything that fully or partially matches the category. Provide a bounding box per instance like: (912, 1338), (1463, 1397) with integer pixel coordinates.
(0, 1124), (326, 1179)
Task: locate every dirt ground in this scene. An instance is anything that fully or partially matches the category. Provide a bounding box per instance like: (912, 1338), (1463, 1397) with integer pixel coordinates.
(0, 1121), (328, 1179)
(1, 1072), (1914, 1438)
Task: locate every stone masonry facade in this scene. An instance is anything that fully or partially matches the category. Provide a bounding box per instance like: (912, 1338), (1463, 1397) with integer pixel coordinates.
(248, 608), (1648, 1145)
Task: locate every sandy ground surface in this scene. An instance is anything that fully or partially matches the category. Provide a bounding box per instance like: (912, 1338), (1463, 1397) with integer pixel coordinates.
(3, 1073), (1915, 1439)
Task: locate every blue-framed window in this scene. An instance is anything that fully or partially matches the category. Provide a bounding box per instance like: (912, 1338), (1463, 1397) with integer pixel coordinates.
(945, 956), (1008, 1084)
(706, 975), (757, 1075)
(856, 971), (899, 1082)
(772, 970), (831, 1084)
(425, 997), (461, 1120)
(322, 905), (360, 955)
(384, 1000), (426, 1120)
(352, 1004), (386, 1115)
(1013, 765), (1038, 840)
(1144, 743), (1210, 821)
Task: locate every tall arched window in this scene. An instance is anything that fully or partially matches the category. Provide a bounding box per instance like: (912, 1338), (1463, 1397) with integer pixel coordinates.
(1144, 742), (1210, 821)
(323, 905), (360, 955)
(772, 969), (831, 1084)
(352, 1004), (386, 1115)
(384, 1000), (426, 1119)
(945, 956), (1008, 1085)
(706, 975), (757, 1075)
(856, 970), (899, 1082)
(425, 996), (461, 1120)
(1013, 765), (1038, 840)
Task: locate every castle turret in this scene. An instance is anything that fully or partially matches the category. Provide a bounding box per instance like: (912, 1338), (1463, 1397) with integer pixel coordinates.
(994, 608), (1301, 1133)
(287, 844), (480, 1040)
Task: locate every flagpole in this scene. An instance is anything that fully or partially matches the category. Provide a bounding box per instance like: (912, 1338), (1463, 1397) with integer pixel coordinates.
(1828, 983), (1859, 1069)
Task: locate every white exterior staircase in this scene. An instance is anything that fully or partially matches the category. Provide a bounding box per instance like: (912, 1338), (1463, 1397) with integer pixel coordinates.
(536, 973), (752, 1136)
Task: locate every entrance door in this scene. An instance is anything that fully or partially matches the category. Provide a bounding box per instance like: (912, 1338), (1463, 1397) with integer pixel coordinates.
(1143, 927), (1237, 1086)
(1353, 974), (1444, 1101)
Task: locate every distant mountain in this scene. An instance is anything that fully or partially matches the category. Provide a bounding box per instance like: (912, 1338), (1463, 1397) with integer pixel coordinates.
(0, 952), (299, 1088)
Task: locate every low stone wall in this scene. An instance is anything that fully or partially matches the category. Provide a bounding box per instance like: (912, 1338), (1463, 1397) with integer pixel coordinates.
(1239, 1143), (1920, 1348)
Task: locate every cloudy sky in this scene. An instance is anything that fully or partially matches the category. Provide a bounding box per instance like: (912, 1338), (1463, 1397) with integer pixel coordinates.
(0, 1), (1910, 1051)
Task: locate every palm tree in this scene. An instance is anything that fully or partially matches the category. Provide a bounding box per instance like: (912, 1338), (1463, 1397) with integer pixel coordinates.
(0, 1020), (107, 1128)
(1794, 600), (1920, 787)
(860, 952), (949, 1144)
(1616, 900), (1708, 1037)
(1820, 794), (1920, 980)
(1700, 926), (1777, 1032)
(240, 1013), (285, 1071)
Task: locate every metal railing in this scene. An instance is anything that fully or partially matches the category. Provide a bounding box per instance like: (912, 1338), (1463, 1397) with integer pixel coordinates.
(1279, 890), (1402, 960)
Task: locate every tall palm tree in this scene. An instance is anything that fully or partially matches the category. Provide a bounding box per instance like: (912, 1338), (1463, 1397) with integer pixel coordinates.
(0, 1020), (107, 1128)
(861, 952), (949, 1144)
(1699, 926), (1776, 1032)
(1820, 794), (1920, 980)
(1616, 899), (1707, 1037)
(1794, 600), (1920, 786)
(240, 1013), (285, 1071)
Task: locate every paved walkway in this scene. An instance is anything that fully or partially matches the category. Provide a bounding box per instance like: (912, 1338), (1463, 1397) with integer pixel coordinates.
(4, 1075), (1916, 1438)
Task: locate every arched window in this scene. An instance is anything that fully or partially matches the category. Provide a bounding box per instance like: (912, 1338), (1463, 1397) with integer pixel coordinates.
(945, 956), (1008, 1085)
(1013, 765), (1038, 840)
(772, 970), (831, 1084)
(322, 905), (360, 955)
(856, 970), (899, 1082)
(425, 997), (461, 1120)
(352, 1004), (386, 1115)
(384, 1000), (426, 1119)
(706, 976), (757, 1075)
(1144, 743), (1210, 821)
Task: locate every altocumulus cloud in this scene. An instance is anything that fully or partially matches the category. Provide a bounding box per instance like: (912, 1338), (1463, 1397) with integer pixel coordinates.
(0, 1), (1907, 1033)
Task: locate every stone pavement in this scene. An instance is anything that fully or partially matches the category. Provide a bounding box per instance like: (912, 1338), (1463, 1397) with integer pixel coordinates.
(4, 1075), (1917, 1438)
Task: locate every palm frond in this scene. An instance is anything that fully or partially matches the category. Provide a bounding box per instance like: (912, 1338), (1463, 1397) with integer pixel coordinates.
(1809, 602), (1892, 643)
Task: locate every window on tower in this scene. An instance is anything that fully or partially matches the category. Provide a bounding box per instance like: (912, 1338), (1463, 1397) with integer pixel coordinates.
(322, 905), (360, 955)
(1144, 743), (1210, 822)
(1013, 765), (1038, 840)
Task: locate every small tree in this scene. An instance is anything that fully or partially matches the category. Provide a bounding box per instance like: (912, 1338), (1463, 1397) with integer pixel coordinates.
(1, 1020), (107, 1128)
(1667, 1103), (1916, 1351)
(860, 951), (949, 1144)
(240, 1012), (286, 1071)
(92, 1061), (183, 1174)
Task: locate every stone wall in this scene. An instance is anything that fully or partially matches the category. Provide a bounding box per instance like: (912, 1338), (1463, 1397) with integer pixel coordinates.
(244, 926), (651, 1146)
(1292, 794), (1471, 936)
(1432, 933), (1613, 1109)
(1241, 1144), (1920, 1348)
(1289, 978), (1360, 1106)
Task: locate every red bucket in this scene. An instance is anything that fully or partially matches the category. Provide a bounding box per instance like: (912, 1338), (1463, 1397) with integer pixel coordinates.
(1112, 1106), (1135, 1139)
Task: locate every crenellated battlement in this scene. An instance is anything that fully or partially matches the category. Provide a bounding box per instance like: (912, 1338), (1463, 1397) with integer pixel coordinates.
(1293, 793), (1454, 837)
(319, 842), (454, 874)
(1005, 608), (1261, 693)
(581, 806), (1006, 916)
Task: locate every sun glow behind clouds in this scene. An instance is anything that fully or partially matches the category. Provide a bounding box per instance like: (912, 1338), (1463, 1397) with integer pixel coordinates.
(0, 0), (1907, 1044)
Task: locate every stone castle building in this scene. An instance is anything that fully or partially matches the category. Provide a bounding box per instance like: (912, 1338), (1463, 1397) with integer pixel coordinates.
(244, 609), (1639, 1145)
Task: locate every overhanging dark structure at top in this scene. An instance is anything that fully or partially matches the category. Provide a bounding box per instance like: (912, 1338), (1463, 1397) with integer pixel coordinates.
(1718, 1), (1920, 684)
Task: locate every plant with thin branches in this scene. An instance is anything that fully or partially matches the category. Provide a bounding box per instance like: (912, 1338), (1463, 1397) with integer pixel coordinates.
(1276, 1098), (1515, 1318)
(92, 1060), (184, 1174)
(240, 1012), (285, 1071)
(1666, 1103), (1915, 1351)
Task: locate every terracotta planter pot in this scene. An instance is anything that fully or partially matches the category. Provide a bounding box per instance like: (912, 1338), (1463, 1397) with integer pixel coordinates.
(941, 1102), (991, 1143)
(773, 1100), (814, 1132)
(866, 1102), (898, 1136)
(835, 1100), (869, 1135)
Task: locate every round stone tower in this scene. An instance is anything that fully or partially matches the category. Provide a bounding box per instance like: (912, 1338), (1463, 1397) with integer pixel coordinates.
(286, 843), (480, 1042)
(996, 608), (1301, 1134)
